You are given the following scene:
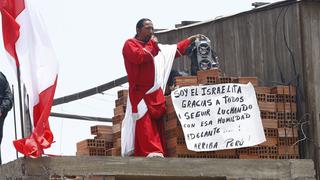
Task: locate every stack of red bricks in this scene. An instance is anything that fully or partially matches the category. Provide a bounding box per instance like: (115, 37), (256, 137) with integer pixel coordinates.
(76, 90), (128, 157)
(165, 68), (299, 159)
(110, 89), (128, 156)
(239, 85), (298, 159)
(76, 125), (113, 156)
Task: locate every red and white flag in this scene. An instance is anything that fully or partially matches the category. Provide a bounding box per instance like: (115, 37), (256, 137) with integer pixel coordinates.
(1, 0), (58, 158)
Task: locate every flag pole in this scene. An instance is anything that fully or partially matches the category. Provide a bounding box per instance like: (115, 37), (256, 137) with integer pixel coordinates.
(11, 85), (18, 159)
(16, 67), (25, 139)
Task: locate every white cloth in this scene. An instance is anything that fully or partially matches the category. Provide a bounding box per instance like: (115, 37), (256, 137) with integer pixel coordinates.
(121, 44), (177, 156)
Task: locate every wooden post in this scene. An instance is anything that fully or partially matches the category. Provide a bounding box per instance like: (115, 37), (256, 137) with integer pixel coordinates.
(105, 176), (115, 180)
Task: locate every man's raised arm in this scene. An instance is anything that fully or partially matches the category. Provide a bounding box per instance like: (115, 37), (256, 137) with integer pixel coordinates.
(175, 34), (206, 58)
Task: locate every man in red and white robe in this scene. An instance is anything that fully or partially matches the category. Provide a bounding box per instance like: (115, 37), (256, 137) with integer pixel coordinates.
(121, 18), (202, 157)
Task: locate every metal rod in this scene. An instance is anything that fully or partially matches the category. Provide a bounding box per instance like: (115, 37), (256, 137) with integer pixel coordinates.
(53, 76), (128, 106)
(50, 112), (112, 123)
(11, 85), (18, 159)
(16, 68), (24, 139)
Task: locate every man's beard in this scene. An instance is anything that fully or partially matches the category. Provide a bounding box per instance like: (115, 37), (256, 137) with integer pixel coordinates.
(143, 35), (152, 42)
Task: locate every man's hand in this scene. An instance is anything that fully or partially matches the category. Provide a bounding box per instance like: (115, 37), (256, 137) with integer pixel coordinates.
(151, 35), (159, 43)
(188, 34), (207, 43)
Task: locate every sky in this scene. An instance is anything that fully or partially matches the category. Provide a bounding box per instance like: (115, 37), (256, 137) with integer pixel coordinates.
(0, 0), (282, 163)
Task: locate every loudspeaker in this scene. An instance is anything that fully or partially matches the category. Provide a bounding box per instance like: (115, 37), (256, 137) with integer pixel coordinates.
(195, 37), (219, 71)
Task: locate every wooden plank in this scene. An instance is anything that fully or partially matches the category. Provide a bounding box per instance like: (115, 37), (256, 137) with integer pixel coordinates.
(222, 19), (237, 75)
(300, 2), (320, 175)
(2, 157), (313, 179)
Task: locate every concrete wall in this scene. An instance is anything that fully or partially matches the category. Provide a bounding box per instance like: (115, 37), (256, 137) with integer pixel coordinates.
(0, 157), (316, 179)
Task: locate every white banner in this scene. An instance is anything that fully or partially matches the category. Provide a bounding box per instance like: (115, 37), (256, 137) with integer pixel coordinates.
(171, 83), (266, 151)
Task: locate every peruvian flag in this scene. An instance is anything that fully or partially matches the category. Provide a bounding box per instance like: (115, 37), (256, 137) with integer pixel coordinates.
(1, 0), (58, 158)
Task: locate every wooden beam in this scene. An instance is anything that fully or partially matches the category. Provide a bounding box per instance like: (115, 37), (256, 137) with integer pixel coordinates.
(0, 157), (315, 179)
